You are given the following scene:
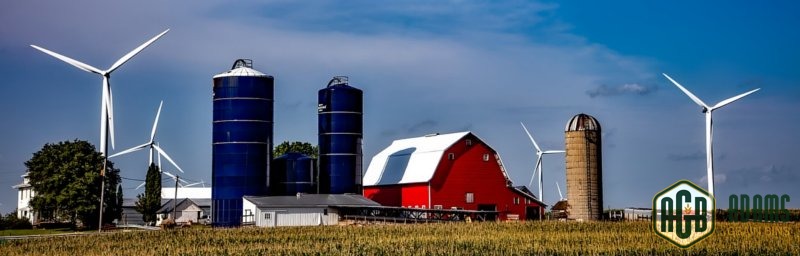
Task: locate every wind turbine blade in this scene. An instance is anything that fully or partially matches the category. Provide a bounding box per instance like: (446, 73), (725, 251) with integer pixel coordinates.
(663, 73), (709, 108)
(107, 29), (170, 73)
(520, 122), (542, 152)
(162, 171), (177, 180)
(528, 156), (539, 189)
(108, 142), (150, 158)
(157, 143), (162, 171)
(153, 144), (184, 173)
(30, 45), (103, 74)
(135, 181), (146, 190)
(543, 150), (565, 154)
(556, 182), (564, 200)
(711, 88), (760, 110)
(105, 78), (115, 150)
(150, 101), (163, 142)
(184, 181), (202, 187)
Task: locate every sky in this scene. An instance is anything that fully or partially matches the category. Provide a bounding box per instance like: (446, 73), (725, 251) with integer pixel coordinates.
(1, 0), (799, 214)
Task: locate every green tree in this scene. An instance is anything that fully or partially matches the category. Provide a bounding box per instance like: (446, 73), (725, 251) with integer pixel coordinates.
(103, 184), (124, 223)
(135, 163), (161, 225)
(25, 140), (120, 229)
(274, 141), (318, 158)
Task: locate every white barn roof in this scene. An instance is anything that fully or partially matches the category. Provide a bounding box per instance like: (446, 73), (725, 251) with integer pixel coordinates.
(364, 131), (471, 186)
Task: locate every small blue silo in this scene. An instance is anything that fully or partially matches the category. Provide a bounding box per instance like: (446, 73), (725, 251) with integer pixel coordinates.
(318, 76), (363, 194)
(211, 59), (273, 227)
(270, 152), (317, 196)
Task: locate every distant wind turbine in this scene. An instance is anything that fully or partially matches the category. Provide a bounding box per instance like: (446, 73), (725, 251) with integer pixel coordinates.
(31, 29), (169, 231)
(556, 181), (566, 201)
(520, 122), (565, 204)
(663, 73), (759, 197)
(109, 101), (184, 174)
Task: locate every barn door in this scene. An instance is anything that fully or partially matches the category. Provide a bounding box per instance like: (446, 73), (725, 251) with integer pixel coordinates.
(263, 211), (276, 227)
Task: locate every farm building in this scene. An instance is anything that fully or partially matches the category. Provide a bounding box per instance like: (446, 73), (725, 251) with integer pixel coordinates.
(363, 132), (546, 221)
(242, 194), (379, 227)
(156, 198), (212, 225)
(121, 187), (211, 226)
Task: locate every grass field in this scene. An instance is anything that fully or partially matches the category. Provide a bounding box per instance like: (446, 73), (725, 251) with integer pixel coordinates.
(0, 228), (74, 237)
(1, 221), (798, 255)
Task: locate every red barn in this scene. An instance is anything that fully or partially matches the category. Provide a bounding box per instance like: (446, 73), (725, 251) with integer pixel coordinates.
(363, 131), (545, 220)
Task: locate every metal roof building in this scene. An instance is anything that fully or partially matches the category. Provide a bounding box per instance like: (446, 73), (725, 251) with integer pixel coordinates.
(242, 194), (379, 227)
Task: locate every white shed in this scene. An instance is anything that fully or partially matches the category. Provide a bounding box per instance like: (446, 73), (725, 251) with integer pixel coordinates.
(242, 194), (379, 227)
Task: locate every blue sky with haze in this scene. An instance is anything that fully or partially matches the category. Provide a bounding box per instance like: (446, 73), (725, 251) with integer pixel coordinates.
(1, 1), (798, 213)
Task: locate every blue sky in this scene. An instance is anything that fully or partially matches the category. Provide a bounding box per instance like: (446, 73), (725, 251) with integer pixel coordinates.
(1, 1), (799, 213)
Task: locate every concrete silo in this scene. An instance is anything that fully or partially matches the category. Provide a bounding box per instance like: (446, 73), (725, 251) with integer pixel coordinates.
(564, 113), (603, 220)
(211, 59), (273, 227)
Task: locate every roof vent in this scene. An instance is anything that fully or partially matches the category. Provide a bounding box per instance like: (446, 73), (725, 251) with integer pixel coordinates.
(327, 76), (349, 87)
(424, 133), (441, 137)
(232, 59), (253, 69)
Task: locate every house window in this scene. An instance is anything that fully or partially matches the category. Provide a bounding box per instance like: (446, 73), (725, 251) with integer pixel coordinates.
(448, 153), (455, 160)
(264, 213), (271, 220)
(433, 205), (443, 210)
(465, 192), (474, 203)
(244, 209), (252, 216)
(482, 154), (490, 161)
(466, 139), (472, 146)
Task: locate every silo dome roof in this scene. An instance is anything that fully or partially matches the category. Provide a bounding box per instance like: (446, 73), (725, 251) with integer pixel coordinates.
(565, 113), (600, 131)
(213, 59), (269, 78)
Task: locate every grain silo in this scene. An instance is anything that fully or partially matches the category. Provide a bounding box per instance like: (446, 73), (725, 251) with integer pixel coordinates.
(211, 59), (273, 227)
(270, 152), (317, 196)
(318, 76), (363, 194)
(564, 113), (603, 221)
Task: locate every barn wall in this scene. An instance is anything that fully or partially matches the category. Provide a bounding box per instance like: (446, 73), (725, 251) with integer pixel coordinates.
(430, 135), (542, 220)
(363, 183), (429, 208)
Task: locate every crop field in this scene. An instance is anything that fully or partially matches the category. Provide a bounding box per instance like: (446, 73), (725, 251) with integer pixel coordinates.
(1, 221), (798, 255)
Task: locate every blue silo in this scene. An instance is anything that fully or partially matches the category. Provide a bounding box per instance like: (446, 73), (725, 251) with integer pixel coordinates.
(318, 76), (363, 194)
(270, 152), (317, 196)
(212, 59), (273, 227)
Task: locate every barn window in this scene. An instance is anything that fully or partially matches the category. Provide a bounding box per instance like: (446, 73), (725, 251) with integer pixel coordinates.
(465, 193), (474, 203)
(466, 139), (472, 146)
(433, 205), (443, 210)
(264, 213), (271, 220)
(482, 154), (490, 161)
(513, 197), (520, 205)
(323, 209), (328, 216)
(448, 153), (455, 160)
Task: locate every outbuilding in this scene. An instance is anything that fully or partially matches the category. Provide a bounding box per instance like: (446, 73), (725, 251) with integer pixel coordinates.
(363, 131), (545, 220)
(242, 194), (379, 227)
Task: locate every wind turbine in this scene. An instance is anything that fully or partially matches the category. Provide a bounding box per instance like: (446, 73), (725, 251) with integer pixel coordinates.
(31, 29), (169, 231)
(663, 73), (760, 197)
(556, 182), (566, 201)
(520, 122), (566, 204)
(109, 101), (184, 174)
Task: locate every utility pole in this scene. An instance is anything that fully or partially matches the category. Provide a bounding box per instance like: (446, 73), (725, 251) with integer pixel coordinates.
(172, 176), (179, 222)
(98, 143), (108, 232)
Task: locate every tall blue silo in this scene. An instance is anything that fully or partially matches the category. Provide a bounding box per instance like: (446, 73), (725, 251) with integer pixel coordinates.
(270, 152), (317, 196)
(212, 59), (273, 227)
(318, 76), (363, 194)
